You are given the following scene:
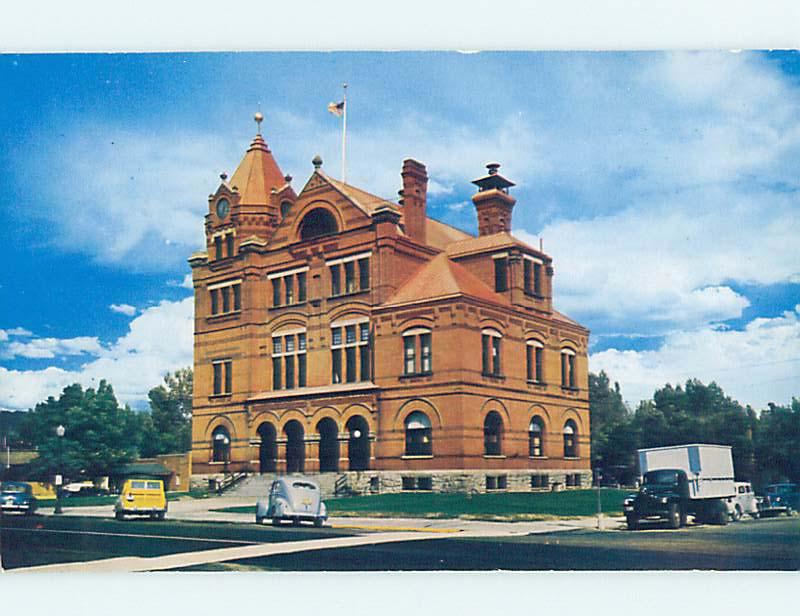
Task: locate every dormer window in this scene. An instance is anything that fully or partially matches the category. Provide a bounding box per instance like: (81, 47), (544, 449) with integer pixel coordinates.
(524, 256), (544, 296)
(299, 208), (338, 241)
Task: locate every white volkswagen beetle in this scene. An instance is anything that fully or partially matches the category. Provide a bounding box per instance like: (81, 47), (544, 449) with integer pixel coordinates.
(256, 477), (327, 527)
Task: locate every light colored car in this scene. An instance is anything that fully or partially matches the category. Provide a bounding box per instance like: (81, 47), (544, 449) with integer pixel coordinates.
(727, 481), (759, 520)
(256, 477), (327, 527)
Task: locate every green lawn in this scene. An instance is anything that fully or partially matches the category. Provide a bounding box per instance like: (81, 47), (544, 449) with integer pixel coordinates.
(36, 489), (209, 508)
(214, 489), (628, 520)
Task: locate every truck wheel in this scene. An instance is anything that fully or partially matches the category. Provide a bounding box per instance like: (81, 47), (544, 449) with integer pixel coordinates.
(115, 511), (124, 521)
(733, 505), (742, 522)
(626, 514), (640, 530)
(679, 509), (688, 527)
(313, 518), (324, 528)
(256, 516), (264, 525)
(667, 504), (681, 529)
(716, 506), (729, 526)
(271, 517), (281, 526)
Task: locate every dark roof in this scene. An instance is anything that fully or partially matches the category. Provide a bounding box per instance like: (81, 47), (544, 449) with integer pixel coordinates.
(112, 462), (172, 478)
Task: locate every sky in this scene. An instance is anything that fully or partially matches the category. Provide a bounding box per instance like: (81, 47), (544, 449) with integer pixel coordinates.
(1, 51), (799, 412)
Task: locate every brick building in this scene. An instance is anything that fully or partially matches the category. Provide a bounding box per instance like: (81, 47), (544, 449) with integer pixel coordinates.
(189, 119), (591, 493)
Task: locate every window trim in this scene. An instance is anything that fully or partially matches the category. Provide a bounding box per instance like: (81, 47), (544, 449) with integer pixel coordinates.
(271, 329), (308, 390)
(211, 359), (233, 396)
(402, 327), (433, 376)
(331, 318), (371, 384)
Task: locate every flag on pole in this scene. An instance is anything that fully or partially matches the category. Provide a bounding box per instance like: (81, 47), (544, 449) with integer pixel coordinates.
(328, 100), (345, 117)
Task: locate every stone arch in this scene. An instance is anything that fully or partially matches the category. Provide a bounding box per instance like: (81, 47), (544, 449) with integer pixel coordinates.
(250, 409), (281, 432)
(396, 314), (435, 334)
(310, 405), (343, 426)
(255, 421), (278, 473)
(478, 317), (506, 334)
(526, 403), (552, 427)
(328, 306), (371, 325)
(270, 316), (308, 333)
(561, 407), (586, 434)
(276, 408), (309, 432)
(341, 403), (376, 433)
(292, 200), (344, 240)
(393, 398), (443, 430)
(203, 414), (238, 441)
(479, 398), (512, 426)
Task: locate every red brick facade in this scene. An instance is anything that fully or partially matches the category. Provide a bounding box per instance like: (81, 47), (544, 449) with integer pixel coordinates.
(190, 126), (590, 488)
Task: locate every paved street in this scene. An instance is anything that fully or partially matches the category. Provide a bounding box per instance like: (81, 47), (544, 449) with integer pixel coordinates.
(2, 497), (798, 572)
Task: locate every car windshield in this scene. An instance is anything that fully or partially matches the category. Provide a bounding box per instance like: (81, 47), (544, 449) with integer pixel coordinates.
(2, 484), (26, 494)
(644, 470), (680, 486)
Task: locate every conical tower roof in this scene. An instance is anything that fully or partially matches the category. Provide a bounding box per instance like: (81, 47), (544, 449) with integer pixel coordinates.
(228, 133), (287, 205)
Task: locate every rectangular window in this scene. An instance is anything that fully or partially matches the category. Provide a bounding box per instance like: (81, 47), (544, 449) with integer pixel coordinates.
(210, 289), (219, 315)
(345, 346), (357, 383)
(360, 344), (371, 381)
(534, 263), (542, 296)
(285, 334), (295, 353)
(481, 335), (490, 374)
(297, 272), (307, 302)
(272, 357), (282, 390)
(561, 353), (568, 387)
(331, 265), (341, 296)
(358, 258), (370, 290)
(224, 360), (232, 393)
(402, 477), (416, 491)
(273, 338), (282, 355)
(404, 336), (416, 375)
(494, 258), (508, 292)
(213, 362), (222, 395)
(492, 336), (501, 375)
(569, 354), (576, 388)
(272, 279), (282, 307)
(226, 233), (234, 258)
(285, 276), (294, 305)
(523, 259), (532, 294)
(345, 260), (356, 294)
(233, 284), (241, 311)
(332, 327), (342, 346)
(420, 333), (432, 373)
(332, 348), (342, 383)
(214, 236), (223, 260)
(345, 324), (357, 345)
(298, 354), (307, 387)
(417, 476), (433, 491)
(526, 345), (533, 381)
(360, 322), (370, 342)
(285, 355), (295, 389)
(298, 333), (306, 351)
(535, 346), (543, 382)
(221, 286), (231, 313)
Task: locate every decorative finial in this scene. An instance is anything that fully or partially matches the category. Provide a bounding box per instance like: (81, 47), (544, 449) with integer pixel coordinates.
(254, 111), (264, 134)
(284, 174), (293, 184)
(486, 162), (501, 175)
(312, 155), (323, 170)
(220, 172), (228, 181)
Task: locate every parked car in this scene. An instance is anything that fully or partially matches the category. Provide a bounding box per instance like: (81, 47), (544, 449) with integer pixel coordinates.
(256, 477), (327, 527)
(64, 486), (110, 498)
(114, 478), (167, 520)
(759, 483), (800, 517)
(726, 482), (759, 520)
(0, 481), (38, 516)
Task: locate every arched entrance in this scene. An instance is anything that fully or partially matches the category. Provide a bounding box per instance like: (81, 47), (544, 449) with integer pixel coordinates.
(284, 420), (305, 473)
(257, 423), (277, 473)
(346, 416), (370, 471)
(317, 418), (339, 473)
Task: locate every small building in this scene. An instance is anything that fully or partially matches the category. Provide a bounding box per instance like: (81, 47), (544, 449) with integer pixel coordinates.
(189, 117), (591, 493)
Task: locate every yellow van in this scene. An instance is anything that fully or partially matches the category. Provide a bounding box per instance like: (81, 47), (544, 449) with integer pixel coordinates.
(114, 478), (167, 520)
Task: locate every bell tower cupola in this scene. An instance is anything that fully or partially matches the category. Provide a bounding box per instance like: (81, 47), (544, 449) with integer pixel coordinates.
(471, 162), (516, 236)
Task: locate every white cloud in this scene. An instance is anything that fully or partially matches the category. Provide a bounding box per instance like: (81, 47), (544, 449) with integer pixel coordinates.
(2, 336), (102, 360)
(109, 303), (137, 317)
(590, 305), (800, 410)
(0, 298), (194, 410)
(182, 274), (193, 289)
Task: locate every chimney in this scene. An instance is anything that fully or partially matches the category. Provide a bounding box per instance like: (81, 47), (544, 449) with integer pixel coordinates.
(471, 162), (516, 236)
(401, 159), (428, 245)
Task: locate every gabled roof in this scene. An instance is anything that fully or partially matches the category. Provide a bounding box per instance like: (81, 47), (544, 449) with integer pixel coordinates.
(425, 217), (472, 250)
(445, 231), (545, 259)
(228, 134), (286, 205)
(382, 253), (509, 308)
(324, 175), (397, 215)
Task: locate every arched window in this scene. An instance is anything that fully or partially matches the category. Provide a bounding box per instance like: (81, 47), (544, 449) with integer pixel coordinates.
(403, 327), (432, 375)
(526, 340), (544, 383)
(299, 208), (338, 241)
(561, 347), (577, 389)
(404, 411), (432, 456)
(529, 416), (545, 457)
(481, 329), (502, 376)
(563, 419), (578, 458)
(211, 426), (231, 463)
(484, 411), (503, 456)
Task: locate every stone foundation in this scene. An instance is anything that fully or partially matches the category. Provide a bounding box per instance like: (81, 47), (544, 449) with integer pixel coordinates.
(208, 469), (593, 498)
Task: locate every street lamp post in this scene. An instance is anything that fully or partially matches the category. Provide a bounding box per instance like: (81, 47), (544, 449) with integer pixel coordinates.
(54, 424), (65, 515)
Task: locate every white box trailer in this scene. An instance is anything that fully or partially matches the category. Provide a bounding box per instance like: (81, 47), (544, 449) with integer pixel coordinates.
(638, 444), (736, 500)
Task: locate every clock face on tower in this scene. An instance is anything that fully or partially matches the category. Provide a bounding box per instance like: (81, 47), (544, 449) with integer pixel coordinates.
(216, 198), (230, 220)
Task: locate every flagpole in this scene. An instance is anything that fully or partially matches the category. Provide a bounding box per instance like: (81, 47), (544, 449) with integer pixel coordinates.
(341, 83), (348, 184)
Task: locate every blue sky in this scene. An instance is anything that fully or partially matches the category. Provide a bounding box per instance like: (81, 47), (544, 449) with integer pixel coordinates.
(1, 51), (799, 411)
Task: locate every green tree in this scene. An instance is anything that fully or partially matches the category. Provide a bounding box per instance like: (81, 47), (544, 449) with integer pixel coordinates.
(20, 381), (141, 481)
(589, 371), (637, 481)
(145, 368), (193, 455)
(754, 398), (800, 485)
